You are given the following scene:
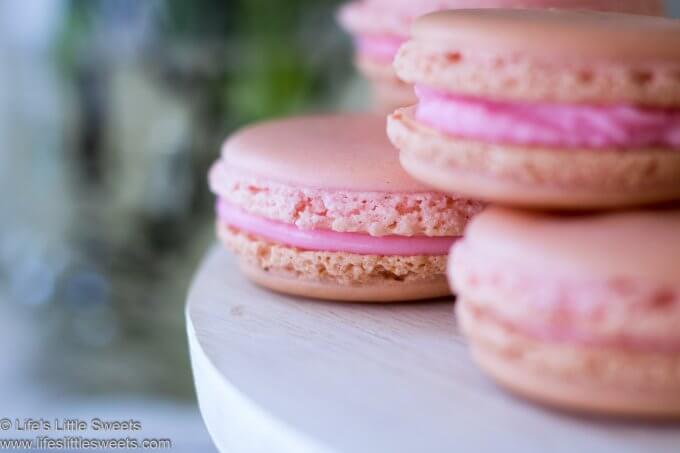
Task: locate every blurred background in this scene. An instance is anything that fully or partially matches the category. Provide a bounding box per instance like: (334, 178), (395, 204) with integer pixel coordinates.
(0, 1), (679, 451)
(0, 0), (356, 450)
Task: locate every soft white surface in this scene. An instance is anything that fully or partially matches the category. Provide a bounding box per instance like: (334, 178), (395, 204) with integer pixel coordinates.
(188, 247), (680, 453)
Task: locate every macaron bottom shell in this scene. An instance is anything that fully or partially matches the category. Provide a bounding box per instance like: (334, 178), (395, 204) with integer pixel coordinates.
(458, 299), (680, 418)
(218, 223), (451, 302)
(241, 262), (450, 303)
(388, 107), (680, 209)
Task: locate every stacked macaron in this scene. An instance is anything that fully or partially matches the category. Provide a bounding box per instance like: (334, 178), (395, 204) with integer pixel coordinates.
(338, 0), (664, 113)
(387, 9), (680, 417)
(209, 114), (483, 302)
(388, 9), (680, 208)
(451, 207), (680, 417)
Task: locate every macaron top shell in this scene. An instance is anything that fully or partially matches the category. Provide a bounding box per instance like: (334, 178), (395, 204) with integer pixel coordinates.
(221, 114), (431, 192)
(463, 207), (680, 286)
(396, 9), (680, 105)
(340, 0), (664, 37)
(411, 9), (679, 61)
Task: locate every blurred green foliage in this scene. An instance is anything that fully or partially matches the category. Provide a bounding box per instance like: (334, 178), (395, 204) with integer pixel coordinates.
(59, 0), (351, 125)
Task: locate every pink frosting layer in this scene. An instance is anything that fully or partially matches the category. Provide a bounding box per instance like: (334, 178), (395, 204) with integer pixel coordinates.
(451, 242), (680, 352)
(356, 35), (405, 62)
(415, 85), (680, 150)
(218, 200), (457, 256)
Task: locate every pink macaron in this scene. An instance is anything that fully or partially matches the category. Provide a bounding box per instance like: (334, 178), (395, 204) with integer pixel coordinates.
(338, 0), (665, 113)
(450, 206), (680, 417)
(387, 9), (680, 209)
(209, 114), (484, 302)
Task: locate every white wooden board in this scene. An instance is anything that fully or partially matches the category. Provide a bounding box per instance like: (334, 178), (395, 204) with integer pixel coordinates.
(187, 246), (680, 453)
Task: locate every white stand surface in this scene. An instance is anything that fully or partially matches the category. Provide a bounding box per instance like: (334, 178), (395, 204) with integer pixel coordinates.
(187, 247), (680, 453)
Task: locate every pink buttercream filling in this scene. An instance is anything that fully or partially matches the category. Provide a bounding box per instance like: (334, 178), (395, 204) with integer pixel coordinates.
(356, 35), (405, 63)
(218, 199), (457, 256)
(415, 85), (680, 150)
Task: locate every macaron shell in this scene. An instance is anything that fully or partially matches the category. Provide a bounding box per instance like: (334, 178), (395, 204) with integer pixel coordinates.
(218, 223), (450, 302)
(242, 263), (450, 302)
(211, 159), (483, 238)
(463, 207), (680, 286)
(367, 0), (663, 12)
(458, 300), (680, 417)
(339, 0), (664, 37)
(394, 38), (680, 107)
(387, 107), (680, 209)
(221, 114), (431, 192)
(412, 9), (677, 61)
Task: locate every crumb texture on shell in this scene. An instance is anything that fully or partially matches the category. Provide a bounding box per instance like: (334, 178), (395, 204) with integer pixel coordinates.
(218, 223), (448, 286)
(395, 40), (680, 107)
(211, 161), (483, 237)
(387, 108), (680, 192)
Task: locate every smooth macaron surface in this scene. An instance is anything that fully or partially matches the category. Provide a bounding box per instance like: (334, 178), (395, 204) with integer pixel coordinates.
(410, 8), (675, 61)
(220, 114), (429, 192)
(340, 1), (665, 40)
(459, 207), (680, 286)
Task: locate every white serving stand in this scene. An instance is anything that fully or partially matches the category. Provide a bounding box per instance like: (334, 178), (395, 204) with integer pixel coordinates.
(187, 246), (680, 453)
